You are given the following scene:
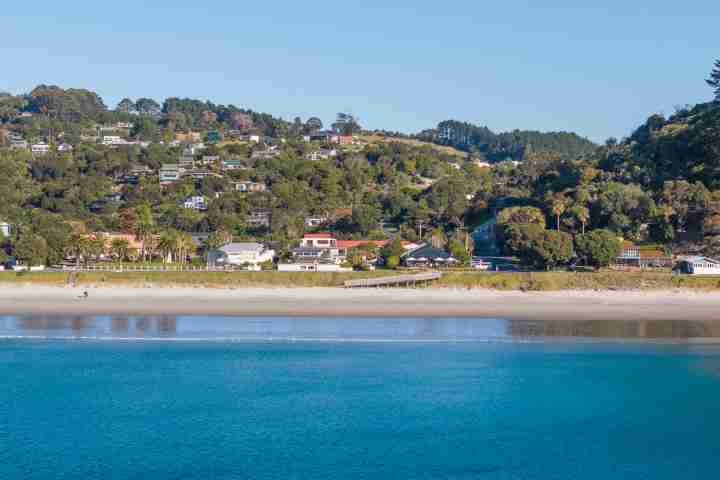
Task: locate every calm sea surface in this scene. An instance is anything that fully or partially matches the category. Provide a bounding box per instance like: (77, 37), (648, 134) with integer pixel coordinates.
(3, 316), (720, 479)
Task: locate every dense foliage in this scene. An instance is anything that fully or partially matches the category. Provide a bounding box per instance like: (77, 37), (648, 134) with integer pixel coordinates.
(2, 60), (720, 269)
(417, 120), (597, 162)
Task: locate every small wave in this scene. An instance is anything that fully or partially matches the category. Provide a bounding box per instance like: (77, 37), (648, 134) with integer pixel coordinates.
(0, 333), (547, 344)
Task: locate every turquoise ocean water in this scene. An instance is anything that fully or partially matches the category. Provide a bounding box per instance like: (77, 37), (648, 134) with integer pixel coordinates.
(2, 316), (720, 479)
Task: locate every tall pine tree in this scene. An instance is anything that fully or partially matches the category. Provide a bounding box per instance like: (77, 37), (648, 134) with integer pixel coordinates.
(708, 59), (720, 100)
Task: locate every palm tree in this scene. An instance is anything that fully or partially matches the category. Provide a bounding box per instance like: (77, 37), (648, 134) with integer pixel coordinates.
(133, 204), (155, 261)
(88, 235), (107, 262)
(549, 194), (567, 231)
(156, 230), (178, 264)
(178, 232), (196, 265)
(110, 238), (130, 262)
(66, 234), (92, 267)
(575, 206), (590, 235)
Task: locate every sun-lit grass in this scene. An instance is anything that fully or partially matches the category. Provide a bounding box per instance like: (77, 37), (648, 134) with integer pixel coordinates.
(2, 270), (720, 291)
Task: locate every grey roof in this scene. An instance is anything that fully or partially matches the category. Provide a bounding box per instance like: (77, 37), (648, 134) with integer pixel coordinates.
(219, 242), (265, 254)
(404, 244), (455, 261)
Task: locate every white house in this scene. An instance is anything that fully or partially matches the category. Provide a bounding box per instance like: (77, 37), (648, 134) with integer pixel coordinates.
(102, 135), (124, 146)
(159, 164), (182, 185)
(233, 181), (267, 193)
(277, 262), (352, 272)
(304, 215), (328, 227)
(0, 221), (11, 238)
(31, 143), (50, 154)
(677, 256), (720, 275)
(182, 196), (208, 211)
(305, 149), (337, 161)
(301, 232), (337, 249)
(209, 242), (275, 270)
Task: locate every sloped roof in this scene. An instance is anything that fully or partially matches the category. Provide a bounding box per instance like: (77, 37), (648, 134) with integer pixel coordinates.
(404, 244), (455, 260)
(219, 242), (265, 254)
(304, 232), (335, 239)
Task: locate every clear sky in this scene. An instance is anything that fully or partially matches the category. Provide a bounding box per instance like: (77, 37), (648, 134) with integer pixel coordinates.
(1, 0), (718, 142)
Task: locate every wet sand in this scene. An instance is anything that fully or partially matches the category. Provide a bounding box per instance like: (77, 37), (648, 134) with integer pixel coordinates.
(0, 285), (719, 321)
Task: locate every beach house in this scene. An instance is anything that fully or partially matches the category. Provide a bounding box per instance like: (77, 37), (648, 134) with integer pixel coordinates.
(676, 256), (720, 275)
(208, 242), (275, 270)
(402, 244), (458, 268)
(613, 241), (673, 269)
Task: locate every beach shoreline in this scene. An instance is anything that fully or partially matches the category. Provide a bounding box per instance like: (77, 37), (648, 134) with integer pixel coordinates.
(1, 284), (719, 321)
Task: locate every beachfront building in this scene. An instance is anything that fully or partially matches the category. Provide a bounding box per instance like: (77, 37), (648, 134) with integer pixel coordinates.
(277, 262), (352, 272)
(677, 256), (720, 275)
(402, 244), (458, 268)
(613, 241), (673, 269)
(208, 242), (275, 270)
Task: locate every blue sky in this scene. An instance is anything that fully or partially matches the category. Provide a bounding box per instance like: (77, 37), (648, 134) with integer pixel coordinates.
(1, 0), (718, 142)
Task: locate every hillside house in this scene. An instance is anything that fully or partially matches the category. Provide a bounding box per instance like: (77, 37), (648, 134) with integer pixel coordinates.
(175, 132), (202, 143)
(0, 221), (11, 238)
(182, 196), (208, 211)
(159, 164), (182, 186)
(301, 232), (337, 249)
(102, 135), (125, 146)
(222, 158), (245, 171)
(187, 169), (216, 180)
(233, 181), (267, 193)
(248, 210), (271, 228)
(31, 143), (50, 155)
(251, 149), (279, 160)
(178, 153), (195, 170)
(304, 214), (329, 227)
(305, 148), (337, 161)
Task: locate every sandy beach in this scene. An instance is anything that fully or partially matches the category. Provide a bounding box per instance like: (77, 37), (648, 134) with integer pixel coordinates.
(0, 284), (719, 321)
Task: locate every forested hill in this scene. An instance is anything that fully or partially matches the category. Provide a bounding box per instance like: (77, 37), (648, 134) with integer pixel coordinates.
(0, 85), (292, 138)
(601, 101), (720, 190)
(416, 120), (597, 163)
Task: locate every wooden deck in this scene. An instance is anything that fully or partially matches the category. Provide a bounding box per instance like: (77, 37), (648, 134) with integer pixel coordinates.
(343, 272), (442, 288)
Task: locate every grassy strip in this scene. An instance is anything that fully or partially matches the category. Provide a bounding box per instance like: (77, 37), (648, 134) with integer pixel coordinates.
(437, 271), (720, 291)
(2, 270), (720, 291)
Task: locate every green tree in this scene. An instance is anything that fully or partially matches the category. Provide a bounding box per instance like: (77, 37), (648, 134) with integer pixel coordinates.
(14, 234), (49, 266)
(133, 203), (155, 261)
(110, 238), (130, 262)
(707, 59), (720, 100)
(380, 237), (405, 261)
(528, 230), (574, 270)
(385, 255), (400, 269)
(352, 205), (379, 236)
(575, 230), (622, 269)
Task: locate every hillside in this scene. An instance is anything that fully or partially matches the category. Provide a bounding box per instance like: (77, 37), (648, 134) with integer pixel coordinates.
(416, 120), (597, 163)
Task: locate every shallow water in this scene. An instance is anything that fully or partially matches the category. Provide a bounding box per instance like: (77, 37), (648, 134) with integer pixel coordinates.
(4, 315), (720, 341)
(3, 317), (720, 479)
